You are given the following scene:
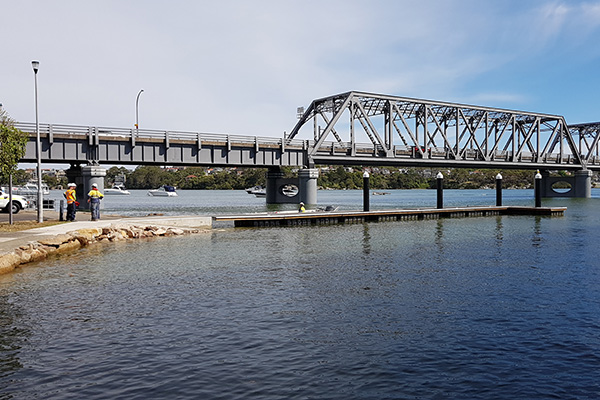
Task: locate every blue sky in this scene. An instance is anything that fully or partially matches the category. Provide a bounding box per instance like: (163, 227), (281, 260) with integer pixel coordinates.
(1, 0), (599, 140)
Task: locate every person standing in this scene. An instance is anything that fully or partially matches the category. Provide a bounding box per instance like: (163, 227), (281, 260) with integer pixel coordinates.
(298, 202), (306, 213)
(87, 183), (104, 221)
(64, 183), (77, 221)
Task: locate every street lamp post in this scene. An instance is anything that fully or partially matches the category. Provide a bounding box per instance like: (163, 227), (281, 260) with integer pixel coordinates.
(32, 60), (43, 223)
(135, 89), (144, 130)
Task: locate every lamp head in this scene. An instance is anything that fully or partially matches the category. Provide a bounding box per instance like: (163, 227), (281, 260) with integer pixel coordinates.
(32, 60), (40, 73)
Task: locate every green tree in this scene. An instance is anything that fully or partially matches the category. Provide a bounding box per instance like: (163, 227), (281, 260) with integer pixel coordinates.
(42, 174), (68, 189)
(128, 166), (172, 189)
(10, 169), (32, 186)
(0, 109), (28, 184)
(105, 166), (131, 186)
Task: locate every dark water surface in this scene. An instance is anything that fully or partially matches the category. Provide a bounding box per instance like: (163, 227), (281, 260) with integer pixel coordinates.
(1, 190), (600, 399)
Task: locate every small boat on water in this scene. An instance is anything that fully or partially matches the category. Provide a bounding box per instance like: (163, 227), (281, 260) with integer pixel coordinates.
(147, 185), (178, 197)
(246, 184), (299, 198)
(245, 185), (264, 194)
(372, 191), (391, 195)
(105, 184), (131, 195)
(10, 181), (50, 197)
(246, 185), (266, 197)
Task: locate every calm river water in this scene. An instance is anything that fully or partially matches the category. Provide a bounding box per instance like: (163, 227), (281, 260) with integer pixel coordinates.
(1, 189), (600, 399)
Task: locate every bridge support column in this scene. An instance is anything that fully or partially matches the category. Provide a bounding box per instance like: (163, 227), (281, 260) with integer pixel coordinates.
(540, 169), (592, 198)
(574, 170), (592, 198)
(298, 168), (318, 205)
(82, 165), (107, 209)
(65, 164), (84, 209)
(265, 167), (318, 205)
(266, 167), (285, 204)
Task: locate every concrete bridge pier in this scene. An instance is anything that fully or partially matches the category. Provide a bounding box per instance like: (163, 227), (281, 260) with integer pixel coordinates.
(265, 167), (318, 205)
(65, 164), (107, 209)
(298, 168), (318, 205)
(265, 168), (285, 204)
(540, 169), (592, 198)
(82, 165), (107, 209)
(65, 164), (84, 209)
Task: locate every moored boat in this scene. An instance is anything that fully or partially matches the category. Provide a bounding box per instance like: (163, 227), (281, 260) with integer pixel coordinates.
(105, 184), (131, 195)
(10, 181), (50, 197)
(246, 185), (266, 197)
(147, 185), (178, 197)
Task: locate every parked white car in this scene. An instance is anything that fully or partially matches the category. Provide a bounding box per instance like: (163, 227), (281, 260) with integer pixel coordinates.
(0, 189), (29, 214)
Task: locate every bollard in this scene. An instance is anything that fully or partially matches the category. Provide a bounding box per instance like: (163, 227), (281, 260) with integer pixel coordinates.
(534, 170), (542, 207)
(496, 173), (503, 206)
(436, 171), (444, 209)
(363, 170), (370, 212)
(59, 199), (64, 221)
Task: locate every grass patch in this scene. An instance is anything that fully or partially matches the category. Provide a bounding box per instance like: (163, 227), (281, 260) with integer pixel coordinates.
(0, 220), (67, 233)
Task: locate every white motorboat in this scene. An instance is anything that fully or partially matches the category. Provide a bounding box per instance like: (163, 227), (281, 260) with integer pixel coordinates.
(105, 184), (131, 195)
(246, 185), (266, 197)
(147, 185), (178, 197)
(10, 181), (50, 196)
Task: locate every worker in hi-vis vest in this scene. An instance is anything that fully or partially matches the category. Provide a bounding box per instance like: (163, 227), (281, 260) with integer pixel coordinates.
(87, 183), (104, 221)
(64, 183), (78, 221)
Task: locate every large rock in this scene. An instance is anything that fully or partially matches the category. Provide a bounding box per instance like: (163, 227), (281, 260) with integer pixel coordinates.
(0, 253), (22, 274)
(71, 228), (103, 245)
(56, 240), (81, 254)
(38, 234), (73, 247)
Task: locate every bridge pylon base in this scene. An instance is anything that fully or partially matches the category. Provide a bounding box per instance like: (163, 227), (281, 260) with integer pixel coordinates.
(266, 167), (318, 205)
(540, 170), (592, 198)
(82, 165), (107, 209)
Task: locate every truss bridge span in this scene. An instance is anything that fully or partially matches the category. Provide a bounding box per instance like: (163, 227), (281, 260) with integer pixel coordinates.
(288, 91), (600, 172)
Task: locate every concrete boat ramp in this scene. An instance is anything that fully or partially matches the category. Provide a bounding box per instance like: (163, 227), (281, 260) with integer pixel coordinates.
(214, 206), (566, 228)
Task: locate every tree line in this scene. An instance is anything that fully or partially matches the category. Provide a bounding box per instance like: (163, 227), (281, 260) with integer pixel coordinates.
(103, 165), (542, 190)
(2, 165), (550, 191)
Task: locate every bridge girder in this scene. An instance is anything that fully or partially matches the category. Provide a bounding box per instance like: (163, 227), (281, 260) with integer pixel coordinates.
(287, 91), (594, 170)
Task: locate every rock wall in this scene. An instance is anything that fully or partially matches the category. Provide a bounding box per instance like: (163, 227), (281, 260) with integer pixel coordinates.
(0, 224), (207, 275)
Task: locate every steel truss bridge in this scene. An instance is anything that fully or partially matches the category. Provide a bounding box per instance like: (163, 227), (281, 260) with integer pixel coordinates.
(17, 91), (600, 171)
(288, 91), (600, 171)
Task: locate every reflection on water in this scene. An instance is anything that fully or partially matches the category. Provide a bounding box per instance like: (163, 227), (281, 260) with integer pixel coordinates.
(1, 190), (600, 399)
(361, 223), (371, 255)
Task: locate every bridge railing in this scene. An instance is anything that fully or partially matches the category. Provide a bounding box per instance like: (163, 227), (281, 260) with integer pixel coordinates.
(312, 140), (582, 167)
(15, 122), (307, 149)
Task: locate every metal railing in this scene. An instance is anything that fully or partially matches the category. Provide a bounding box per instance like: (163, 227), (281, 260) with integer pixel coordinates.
(15, 122), (306, 148)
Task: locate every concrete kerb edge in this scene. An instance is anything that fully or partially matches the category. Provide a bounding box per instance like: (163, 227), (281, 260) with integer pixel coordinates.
(0, 222), (211, 276)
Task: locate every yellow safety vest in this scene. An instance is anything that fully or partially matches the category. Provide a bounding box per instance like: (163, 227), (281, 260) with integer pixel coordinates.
(65, 189), (76, 204)
(88, 189), (104, 200)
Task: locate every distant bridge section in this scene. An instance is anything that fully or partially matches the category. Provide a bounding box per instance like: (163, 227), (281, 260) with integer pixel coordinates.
(16, 123), (308, 168)
(287, 91), (600, 171)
